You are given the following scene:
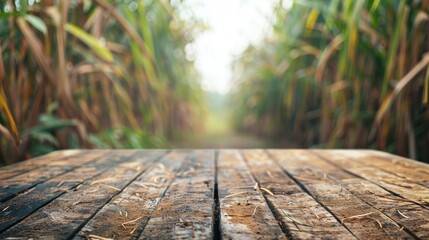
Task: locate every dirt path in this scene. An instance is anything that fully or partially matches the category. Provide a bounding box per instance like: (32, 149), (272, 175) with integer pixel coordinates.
(168, 131), (271, 149)
(169, 93), (297, 149)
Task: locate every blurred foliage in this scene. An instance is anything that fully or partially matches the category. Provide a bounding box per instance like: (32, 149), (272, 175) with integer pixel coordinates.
(232, 0), (429, 161)
(0, 0), (204, 165)
(88, 126), (164, 149)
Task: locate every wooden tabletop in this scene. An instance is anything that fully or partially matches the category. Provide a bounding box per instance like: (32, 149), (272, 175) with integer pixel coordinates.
(0, 149), (428, 239)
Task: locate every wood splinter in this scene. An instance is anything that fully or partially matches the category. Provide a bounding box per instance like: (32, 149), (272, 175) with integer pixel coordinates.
(260, 187), (274, 196)
(85, 234), (113, 240)
(121, 216), (143, 229)
(341, 211), (377, 223)
(396, 209), (410, 219)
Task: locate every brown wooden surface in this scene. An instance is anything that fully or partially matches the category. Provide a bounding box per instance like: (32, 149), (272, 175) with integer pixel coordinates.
(0, 149), (428, 239)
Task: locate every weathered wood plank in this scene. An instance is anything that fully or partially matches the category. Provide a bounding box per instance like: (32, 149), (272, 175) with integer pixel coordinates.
(312, 150), (429, 238)
(217, 150), (286, 239)
(315, 150), (429, 204)
(139, 150), (215, 239)
(241, 149), (356, 239)
(329, 150), (429, 187)
(0, 151), (157, 233)
(268, 150), (414, 239)
(364, 150), (429, 171)
(0, 150), (107, 202)
(0, 150), (165, 240)
(0, 150), (84, 180)
(73, 150), (190, 240)
(0, 149), (428, 239)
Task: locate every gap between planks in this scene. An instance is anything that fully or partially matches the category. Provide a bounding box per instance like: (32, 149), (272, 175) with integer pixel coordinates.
(74, 150), (192, 240)
(0, 150), (87, 180)
(310, 150), (429, 239)
(0, 150), (110, 203)
(240, 150), (356, 239)
(268, 150), (421, 239)
(138, 150), (215, 239)
(0, 150), (168, 239)
(217, 150), (286, 239)
(1, 149), (428, 239)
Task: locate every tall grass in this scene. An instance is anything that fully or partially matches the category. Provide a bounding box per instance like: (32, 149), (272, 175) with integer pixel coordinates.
(232, 0), (429, 161)
(0, 0), (203, 164)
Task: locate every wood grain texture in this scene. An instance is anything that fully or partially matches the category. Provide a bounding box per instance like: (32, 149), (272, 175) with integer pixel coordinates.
(0, 150), (164, 239)
(0, 149), (428, 239)
(217, 150), (286, 239)
(315, 150), (429, 203)
(74, 150), (190, 240)
(139, 150), (215, 240)
(268, 150), (414, 239)
(0, 150), (85, 180)
(312, 150), (429, 239)
(0, 150), (106, 202)
(241, 149), (355, 239)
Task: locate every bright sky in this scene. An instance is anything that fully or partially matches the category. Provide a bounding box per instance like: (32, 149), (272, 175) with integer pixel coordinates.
(178, 0), (280, 93)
